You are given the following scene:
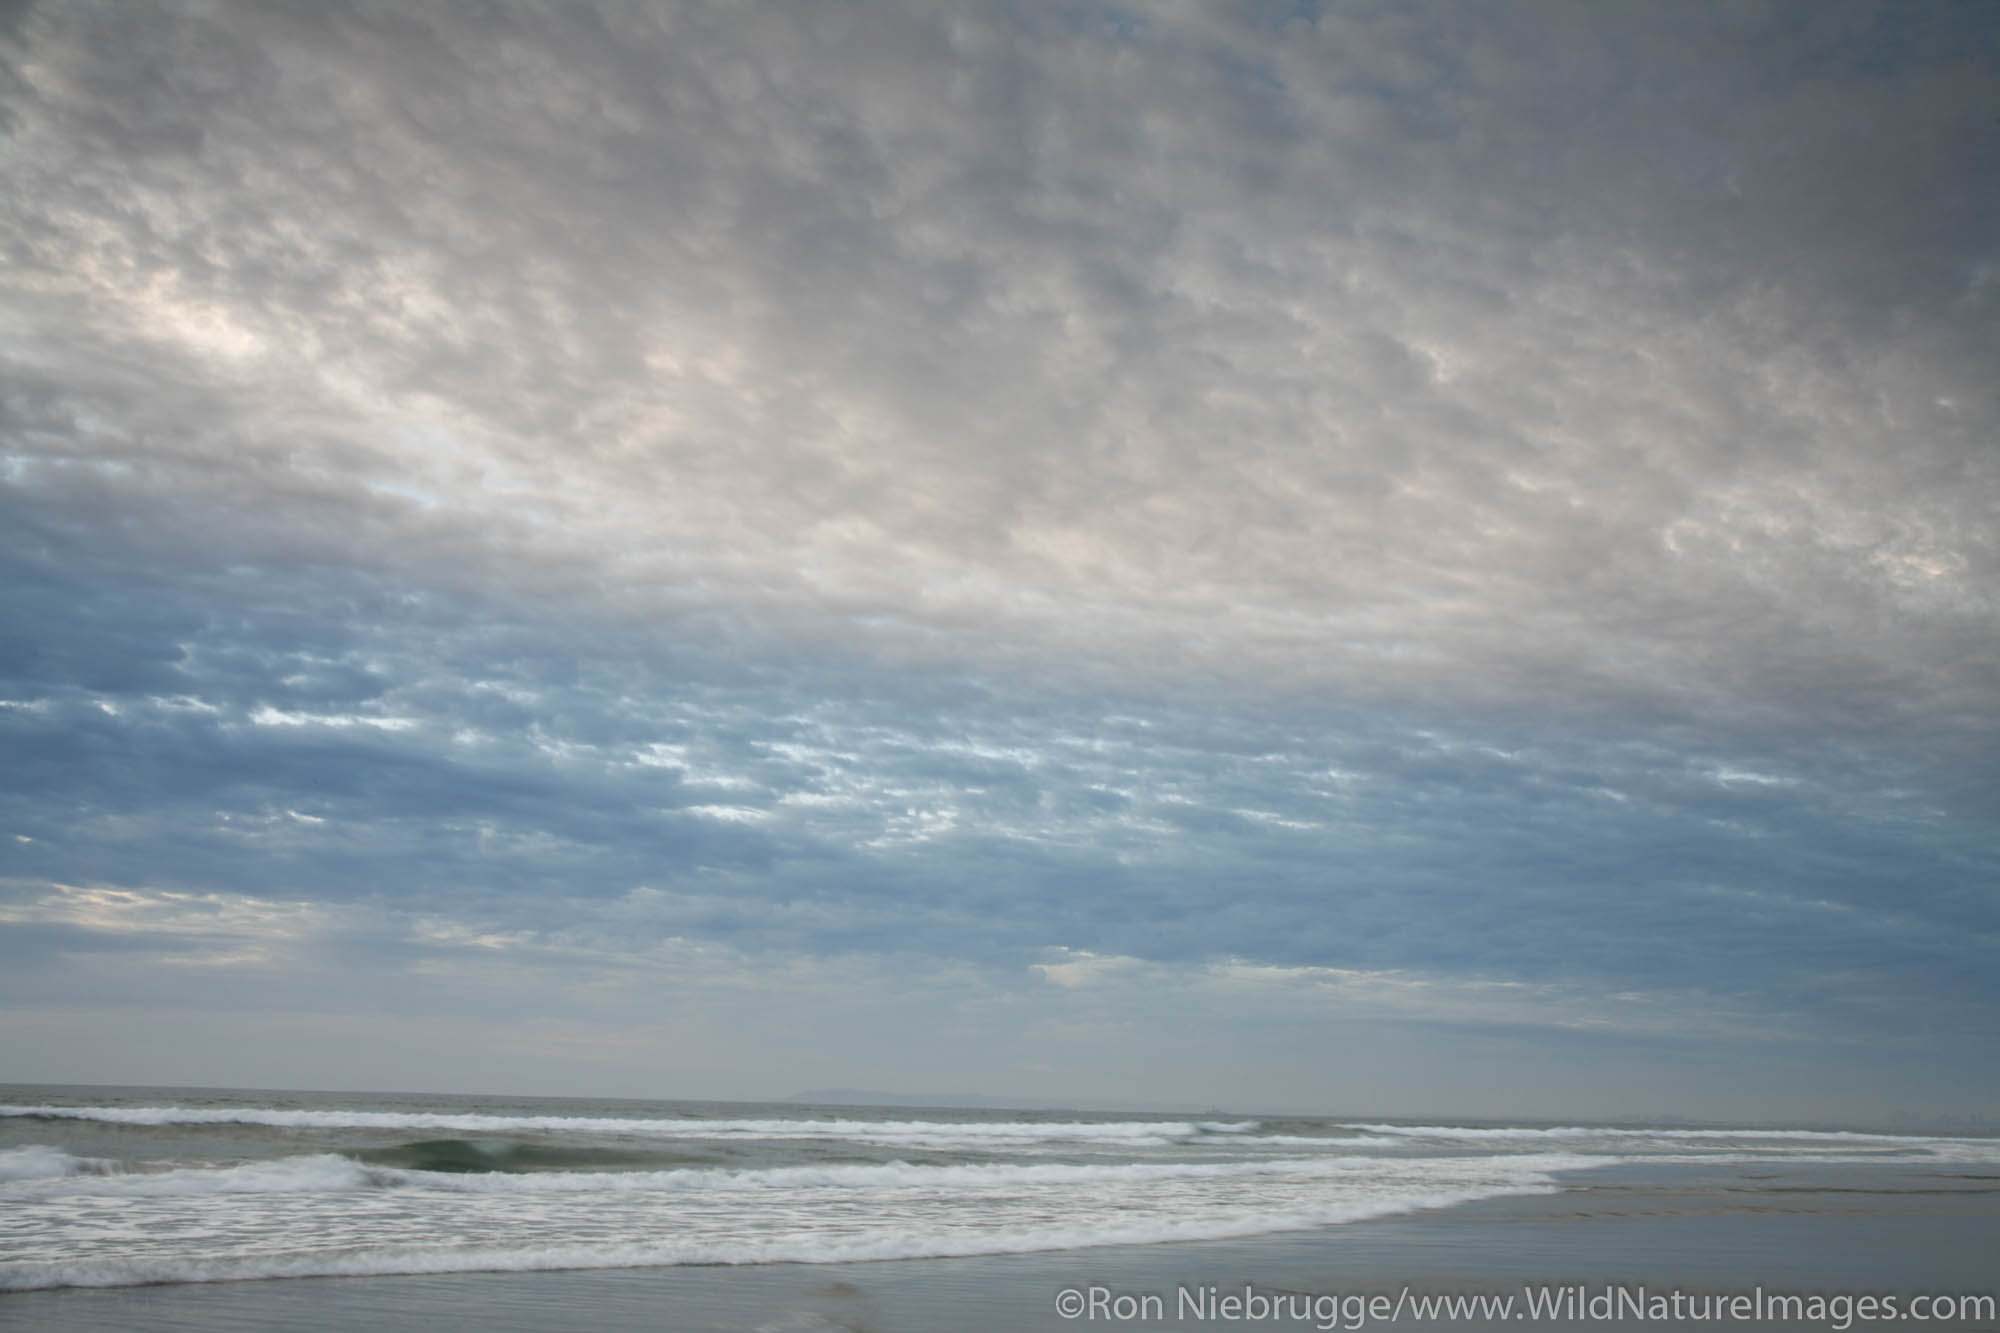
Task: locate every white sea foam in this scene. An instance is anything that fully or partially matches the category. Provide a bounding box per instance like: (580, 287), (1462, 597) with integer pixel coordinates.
(0, 1178), (1555, 1290)
(1, 1152), (375, 1198)
(0, 1145), (110, 1182)
(1330, 1124), (2000, 1166)
(1238, 1134), (1386, 1147)
(0, 1104), (1242, 1146)
(1340, 1123), (1981, 1146)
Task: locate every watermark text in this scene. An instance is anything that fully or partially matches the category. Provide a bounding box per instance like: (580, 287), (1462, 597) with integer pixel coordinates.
(1053, 1283), (1996, 1329)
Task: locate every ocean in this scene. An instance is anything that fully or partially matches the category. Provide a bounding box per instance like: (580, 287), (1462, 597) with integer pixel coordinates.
(3, 1084), (1997, 1329)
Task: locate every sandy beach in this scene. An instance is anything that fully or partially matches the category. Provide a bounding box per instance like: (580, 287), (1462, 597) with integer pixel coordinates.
(11, 1160), (1995, 1333)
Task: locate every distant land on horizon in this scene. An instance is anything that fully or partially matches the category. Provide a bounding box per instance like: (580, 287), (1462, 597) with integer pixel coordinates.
(783, 1088), (1229, 1113)
(788, 1087), (1688, 1120)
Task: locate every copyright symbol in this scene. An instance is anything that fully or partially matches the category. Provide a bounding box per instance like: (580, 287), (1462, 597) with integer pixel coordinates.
(1056, 1287), (1087, 1319)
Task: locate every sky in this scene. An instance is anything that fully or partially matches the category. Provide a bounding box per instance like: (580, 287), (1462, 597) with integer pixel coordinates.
(1, 0), (1995, 1123)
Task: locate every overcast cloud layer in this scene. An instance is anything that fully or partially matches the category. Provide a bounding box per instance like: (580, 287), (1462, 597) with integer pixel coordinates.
(3, 1), (1996, 1120)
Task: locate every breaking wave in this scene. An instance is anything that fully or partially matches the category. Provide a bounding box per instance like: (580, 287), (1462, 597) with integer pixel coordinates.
(0, 1149), (1599, 1201)
(0, 1145), (125, 1182)
(0, 1104), (1255, 1147)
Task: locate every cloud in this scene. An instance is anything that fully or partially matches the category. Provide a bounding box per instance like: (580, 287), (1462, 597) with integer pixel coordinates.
(1, 0), (1995, 1115)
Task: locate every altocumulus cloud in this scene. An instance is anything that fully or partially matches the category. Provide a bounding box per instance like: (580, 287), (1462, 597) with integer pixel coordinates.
(1, 0), (1995, 1118)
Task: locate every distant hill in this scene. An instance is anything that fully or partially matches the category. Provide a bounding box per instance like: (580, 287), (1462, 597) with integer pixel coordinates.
(784, 1088), (1209, 1112)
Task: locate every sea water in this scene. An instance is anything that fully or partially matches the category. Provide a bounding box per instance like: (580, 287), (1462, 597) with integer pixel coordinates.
(4, 1084), (1996, 1291)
